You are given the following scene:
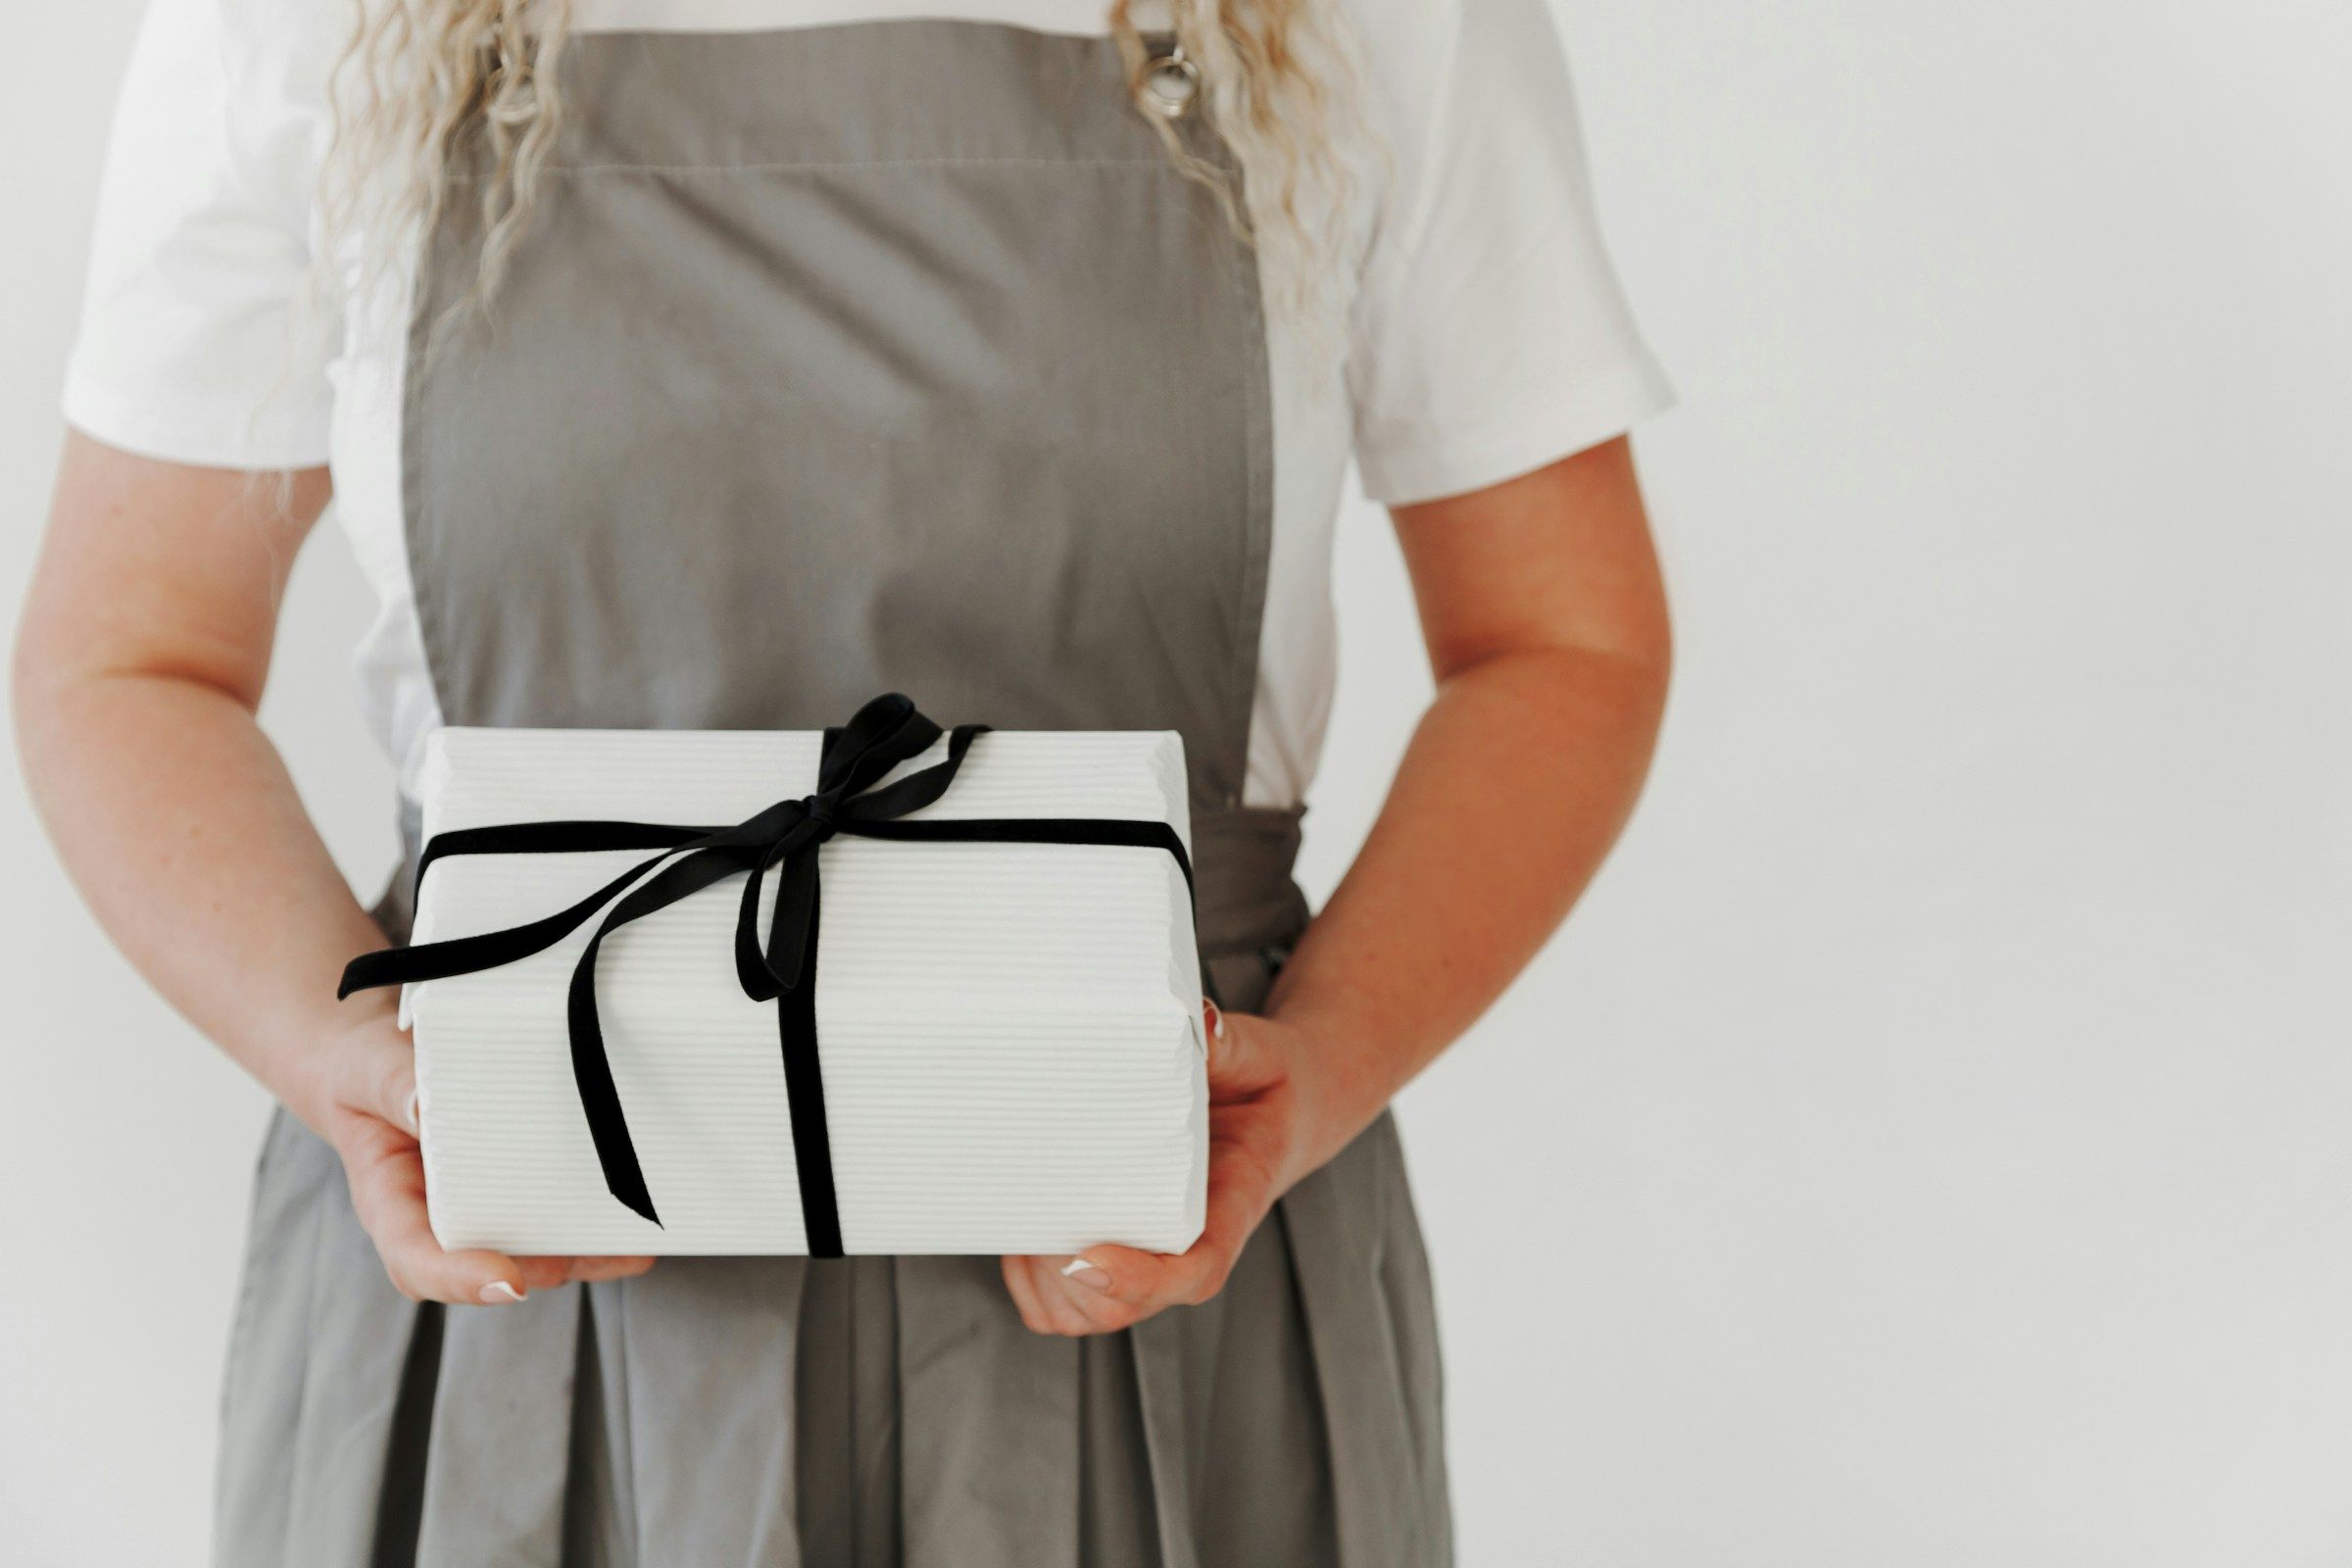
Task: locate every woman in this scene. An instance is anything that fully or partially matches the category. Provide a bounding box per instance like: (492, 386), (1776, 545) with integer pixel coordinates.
(18, 0), (1673, 1562)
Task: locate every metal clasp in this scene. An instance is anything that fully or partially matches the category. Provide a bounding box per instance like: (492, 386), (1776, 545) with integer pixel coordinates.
(1133, 35), (1200, 122)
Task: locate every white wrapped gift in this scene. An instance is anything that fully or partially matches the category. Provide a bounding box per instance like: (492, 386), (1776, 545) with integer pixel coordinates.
(390, 716), (1207, 1256)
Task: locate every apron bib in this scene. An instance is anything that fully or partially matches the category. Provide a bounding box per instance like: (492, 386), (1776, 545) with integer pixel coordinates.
(217, 24), (1447, 1566)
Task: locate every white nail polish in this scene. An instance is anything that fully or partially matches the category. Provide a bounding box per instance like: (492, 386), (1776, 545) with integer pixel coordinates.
(479, 1281), (524, 1305)
(1059, 1257), (1113, 1292)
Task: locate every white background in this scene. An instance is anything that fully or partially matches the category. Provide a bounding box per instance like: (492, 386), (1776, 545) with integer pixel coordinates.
(5, 2), (2349, 1562)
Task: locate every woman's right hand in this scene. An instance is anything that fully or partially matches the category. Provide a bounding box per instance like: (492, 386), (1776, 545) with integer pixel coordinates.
(300, 1006), (656, 1305)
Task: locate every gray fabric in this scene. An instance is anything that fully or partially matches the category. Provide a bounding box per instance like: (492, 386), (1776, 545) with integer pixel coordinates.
(404, 22), (1274, 808)
(215, 21), (1448, 1567)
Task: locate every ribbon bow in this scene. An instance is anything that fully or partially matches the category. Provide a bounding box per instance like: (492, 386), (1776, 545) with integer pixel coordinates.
(340, 694), (1193, 1253)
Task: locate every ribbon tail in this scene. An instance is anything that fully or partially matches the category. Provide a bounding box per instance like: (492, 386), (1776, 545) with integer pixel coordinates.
(734, 857), (778, 1002)
(567, 927), (662, 1226)
(554, 844), (766, 1229)
(337, 852), (682, 999)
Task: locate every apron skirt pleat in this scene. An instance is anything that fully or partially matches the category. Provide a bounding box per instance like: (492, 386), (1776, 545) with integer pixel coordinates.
(214, 1109), (434, 1567)
(414, 1283), (583, 1564)
(1281, 1116), (1452, 1568)
(895, 1255), (1082, 1566)
(214, 1111), (318, 1563)
(604, 1258), (810, 1564)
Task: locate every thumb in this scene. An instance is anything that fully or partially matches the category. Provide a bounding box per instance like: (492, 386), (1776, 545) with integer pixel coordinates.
(1201, 1000), (1281, 1094)
(343, 1016), (421, 1139)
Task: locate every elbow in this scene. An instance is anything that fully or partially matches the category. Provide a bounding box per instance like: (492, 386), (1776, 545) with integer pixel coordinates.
(1566, 575), (1675, 728)
(1603, 590), (1675, 703)
(1434, 600), (1675, 731)
(11, 604), (69, 763)
(1434, 635), (1673, 763)
(11, 599), (98, 808)
(1571, 630), (1674, 740)
(1627, 603), (1675, 717)
(10, 592), (253, 799)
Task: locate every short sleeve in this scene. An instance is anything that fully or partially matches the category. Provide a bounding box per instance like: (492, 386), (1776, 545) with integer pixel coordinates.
(64, 0), (337, 469)
(1347, 0), (1673, 506)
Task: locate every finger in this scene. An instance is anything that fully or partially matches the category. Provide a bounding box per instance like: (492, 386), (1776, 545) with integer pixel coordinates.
(335, 1019), (420, 1138)
(363, 1200), (527, 1305)
(1202, 1007), (1284, 1101)
(1005, 1256), (1102, 1337)
(1000, 1254), (1057, 1336)
(1056, 1231), (1211, 1317)
(465, 1254), (657, 1294)
(1034, 1268), (1104, 1337)
(514, 1254), (585, 1294)
(1018, 1258), (1101, 1337)
(343, 1131), (525, 1305)
(1039, 1261), (1142, 1334)
(1059, 1133), (1278, 1313)
(561, 1255), (659, 1284)
(1053, 1241), (1194, 1321)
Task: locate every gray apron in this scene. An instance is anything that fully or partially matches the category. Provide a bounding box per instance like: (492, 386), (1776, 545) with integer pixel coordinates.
(217, 24), (1448, 1566)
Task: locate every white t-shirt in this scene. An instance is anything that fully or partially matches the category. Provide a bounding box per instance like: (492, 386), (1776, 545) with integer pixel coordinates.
(65, 0), (1672, 809)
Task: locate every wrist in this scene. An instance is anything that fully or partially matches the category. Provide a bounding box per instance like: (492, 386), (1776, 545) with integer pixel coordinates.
(1264, 1010), (1393, 1191)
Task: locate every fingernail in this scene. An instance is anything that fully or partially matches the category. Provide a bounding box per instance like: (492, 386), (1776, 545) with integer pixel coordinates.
(479, 1281), (524, 1305)
(1202, 1001), (1225, 1040)
(401, 1089), (419, 1137)
(1060, 1257), (1112, 1292)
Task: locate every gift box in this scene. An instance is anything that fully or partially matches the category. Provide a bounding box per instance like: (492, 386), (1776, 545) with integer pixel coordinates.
(347, 697), (1207, 1257)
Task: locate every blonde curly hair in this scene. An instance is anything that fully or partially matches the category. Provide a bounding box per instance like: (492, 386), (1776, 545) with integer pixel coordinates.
(325, 0), (1364, 341)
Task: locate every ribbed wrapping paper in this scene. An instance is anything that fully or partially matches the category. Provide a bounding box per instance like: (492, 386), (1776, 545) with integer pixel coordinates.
(405, 726), (1207, 1256)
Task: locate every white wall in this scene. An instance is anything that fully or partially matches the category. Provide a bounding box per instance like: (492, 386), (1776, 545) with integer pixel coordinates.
(5, 3), (2348, 1562)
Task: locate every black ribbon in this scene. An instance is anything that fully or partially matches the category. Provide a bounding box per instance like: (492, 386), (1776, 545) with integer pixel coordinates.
(339, 693), (1194, 1254)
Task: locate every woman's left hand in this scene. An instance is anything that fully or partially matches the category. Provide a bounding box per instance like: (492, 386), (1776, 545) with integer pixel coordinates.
(1001, 1001), (1361, 1337)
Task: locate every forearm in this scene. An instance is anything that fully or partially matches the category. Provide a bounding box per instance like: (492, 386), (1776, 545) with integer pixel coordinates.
(1266, 642), (1667, 1153)
(18, 657), (390, 1136)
